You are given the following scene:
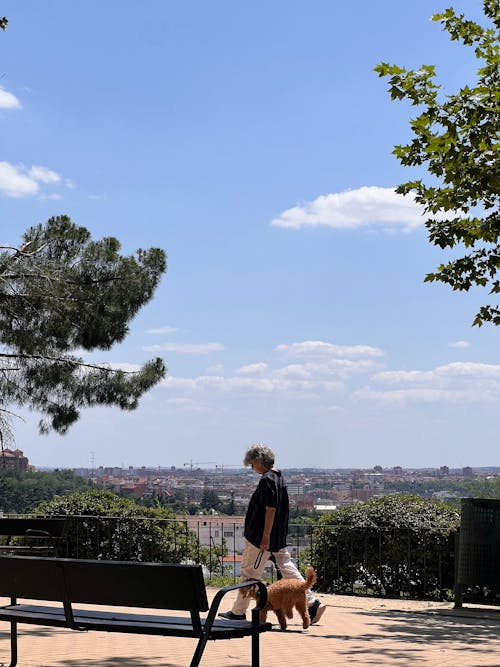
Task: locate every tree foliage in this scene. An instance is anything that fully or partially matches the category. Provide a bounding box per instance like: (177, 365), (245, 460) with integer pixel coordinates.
(0, 17), (7, 31)
(375, 1), (500, 325)
(200, 489), (222, 512)
(0, 467), (87, 513)
(309, 496), (459, 600)
(35, 489), (203, 563)
(385, 476), (500, 500)
(0, 216), (166, 441)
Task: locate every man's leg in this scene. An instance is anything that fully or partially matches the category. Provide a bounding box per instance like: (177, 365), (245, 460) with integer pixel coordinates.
(221, 540), (270, 618)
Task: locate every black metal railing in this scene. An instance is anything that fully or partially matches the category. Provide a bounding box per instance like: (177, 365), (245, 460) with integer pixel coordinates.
(4, 513), (497, 604)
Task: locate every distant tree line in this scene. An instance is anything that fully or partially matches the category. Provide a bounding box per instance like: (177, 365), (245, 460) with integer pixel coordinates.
(0, 468), (87, 514)
(385, 477), (500, 500)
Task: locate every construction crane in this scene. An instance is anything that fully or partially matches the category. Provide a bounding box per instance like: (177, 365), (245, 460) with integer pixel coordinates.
(215, 464), (242, 475)
(183, 460), (216, 472)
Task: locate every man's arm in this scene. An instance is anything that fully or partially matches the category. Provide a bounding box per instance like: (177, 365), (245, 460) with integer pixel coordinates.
(260, 506), (276, 551)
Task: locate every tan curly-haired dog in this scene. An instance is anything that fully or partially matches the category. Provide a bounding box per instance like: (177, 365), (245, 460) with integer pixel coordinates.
(242, 566), (317, 630)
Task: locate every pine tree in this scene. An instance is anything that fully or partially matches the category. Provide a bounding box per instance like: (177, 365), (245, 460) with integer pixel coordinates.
(0, 216), (167, 442)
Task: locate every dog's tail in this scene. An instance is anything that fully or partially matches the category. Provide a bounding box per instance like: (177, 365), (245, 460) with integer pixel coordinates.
(303, 566), (317, 590)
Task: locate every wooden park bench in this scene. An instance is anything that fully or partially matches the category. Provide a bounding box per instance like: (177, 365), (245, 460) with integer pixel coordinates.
(0, 518), (67, 556)
(0, 555), (271, 667)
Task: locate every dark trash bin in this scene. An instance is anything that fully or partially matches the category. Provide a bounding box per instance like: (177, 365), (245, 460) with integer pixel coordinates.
(455, 498), (500, 607)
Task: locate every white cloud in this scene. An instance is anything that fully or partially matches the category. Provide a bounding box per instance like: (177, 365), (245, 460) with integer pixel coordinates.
(0, 87), (21, 109)
(353, 387), (481, 405)
(29, 165), (61, 184)
(237, 362), (268, 375)
(0, 161), (70, 198)
(108, 362), (142, 372)
(144, 336), (500, 411)
(360, 361), (500, 406)
(157, 339), (381, 399)
(276, 340), (384, 360)
(145, 326), (178, 335)
(271, 186), (425, 232)
(373, 362), (500, 385)
(274, 358), (377, 381)
(161, 373), (340, 395)
(0, 161), (39, 197)
(163, 397), (208, 412)
(449, 340), (471, 349)
(143, 342), (224, 354)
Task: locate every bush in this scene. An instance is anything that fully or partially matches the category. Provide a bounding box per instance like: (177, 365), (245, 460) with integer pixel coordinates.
(34, 489), (203, 564)
(309, 495), (459, 600)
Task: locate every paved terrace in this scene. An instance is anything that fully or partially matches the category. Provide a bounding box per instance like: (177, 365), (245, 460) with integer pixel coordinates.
(1, 590), (499, 667)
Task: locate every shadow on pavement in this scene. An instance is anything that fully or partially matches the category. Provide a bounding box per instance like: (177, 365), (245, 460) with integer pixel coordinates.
(316, 608), (500, 664)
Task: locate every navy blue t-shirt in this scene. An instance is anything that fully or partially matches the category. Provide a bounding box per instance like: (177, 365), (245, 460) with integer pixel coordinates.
(244, 469), (289, 551)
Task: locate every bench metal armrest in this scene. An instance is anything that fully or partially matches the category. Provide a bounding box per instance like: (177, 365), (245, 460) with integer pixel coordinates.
(203, 579), (268, 634)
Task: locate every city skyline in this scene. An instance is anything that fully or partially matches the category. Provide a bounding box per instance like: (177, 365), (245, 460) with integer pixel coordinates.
(2, 1), (499, 470)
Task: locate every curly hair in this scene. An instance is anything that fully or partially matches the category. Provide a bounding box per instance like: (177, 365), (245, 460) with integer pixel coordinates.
(243, 443), (275, 470)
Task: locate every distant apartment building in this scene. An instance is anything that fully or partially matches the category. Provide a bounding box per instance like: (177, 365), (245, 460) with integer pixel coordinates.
(288, 483), (306, 495)
(0, 448), (29, 472)
(185, 515), (246, 554)
(351, 487), (380, 502)
(462, 466), (473, 478)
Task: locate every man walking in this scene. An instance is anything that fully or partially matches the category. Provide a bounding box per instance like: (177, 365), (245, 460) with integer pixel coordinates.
(219, 443), (326, 623)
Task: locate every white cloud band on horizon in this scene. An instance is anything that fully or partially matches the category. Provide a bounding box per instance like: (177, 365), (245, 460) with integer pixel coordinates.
(271, 186), (425, 232)
(156, 339), (382, 401)
(147, 337), (500, 411)
(237, 362), (268, 375)
(276, 340), (384, 359)
(145, 325), (178, 335)
(373, 362), (500, 385)
(356, 361), (500, 406)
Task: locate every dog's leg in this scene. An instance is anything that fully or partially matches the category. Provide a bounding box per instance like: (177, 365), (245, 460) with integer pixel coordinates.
(296, 599), (310, 629)
(275, 608), (287, 631)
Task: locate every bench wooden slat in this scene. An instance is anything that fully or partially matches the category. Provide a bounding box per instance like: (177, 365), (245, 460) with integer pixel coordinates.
(0, 604), (268, 639)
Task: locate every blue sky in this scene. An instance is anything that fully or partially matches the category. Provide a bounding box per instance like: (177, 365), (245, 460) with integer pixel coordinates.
(1, 1), (499, 470)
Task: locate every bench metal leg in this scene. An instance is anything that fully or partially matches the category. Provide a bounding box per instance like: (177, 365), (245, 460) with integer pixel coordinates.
(9, 621), (18, 667)
(190, 635), (209, 667)
(251, 632), (260, 667)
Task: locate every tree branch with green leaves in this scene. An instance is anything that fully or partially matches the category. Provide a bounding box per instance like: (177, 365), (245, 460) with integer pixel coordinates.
(375, 0), (500, 326)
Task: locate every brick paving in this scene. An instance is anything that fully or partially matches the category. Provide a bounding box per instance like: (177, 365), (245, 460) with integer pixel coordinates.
(1, 590), (499, 667)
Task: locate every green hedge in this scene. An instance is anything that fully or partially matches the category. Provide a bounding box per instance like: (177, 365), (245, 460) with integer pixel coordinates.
(307, 495), (459, 600)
